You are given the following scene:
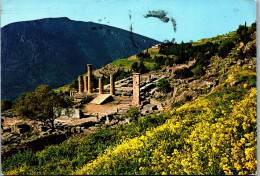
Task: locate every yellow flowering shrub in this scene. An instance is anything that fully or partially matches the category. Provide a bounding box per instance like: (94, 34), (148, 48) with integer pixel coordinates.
(75, 86), (256, 175)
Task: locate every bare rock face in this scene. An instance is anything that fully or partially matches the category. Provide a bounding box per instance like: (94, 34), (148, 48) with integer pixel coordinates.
(243, 40), (256, 56)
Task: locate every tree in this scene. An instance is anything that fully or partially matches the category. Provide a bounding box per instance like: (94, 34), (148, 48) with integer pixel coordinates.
(131, 62), (139, 72)
(218, 39), (235, 57)
(138, 61), (148, 74)
(156, 78), (171, 94)
(14, 85), (73, 129)
(1, 99), (13, 112)
(236, 22), (249, 44)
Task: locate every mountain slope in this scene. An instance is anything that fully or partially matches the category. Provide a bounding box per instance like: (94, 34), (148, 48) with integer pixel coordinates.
(1, 17), (160, 101)
(2, 23), (256, 175)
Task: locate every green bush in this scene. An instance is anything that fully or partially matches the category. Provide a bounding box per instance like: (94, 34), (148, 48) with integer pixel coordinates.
(124, 107), (140, 122)
(174, 68), (194, 79)
(193, 65), (205, 77)
(171, 101), (184, 109)
(156, 78), (171, 94)
(131, 61), (148, 74)
(235, 75), (256, 88)
(218, 39), (235, 57)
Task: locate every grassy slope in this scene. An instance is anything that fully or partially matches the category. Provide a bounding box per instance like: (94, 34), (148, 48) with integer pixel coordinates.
(3, 27), (257, 175)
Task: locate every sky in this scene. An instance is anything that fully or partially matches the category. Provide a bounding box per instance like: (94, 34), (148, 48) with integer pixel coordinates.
(1, 0), (256, 43)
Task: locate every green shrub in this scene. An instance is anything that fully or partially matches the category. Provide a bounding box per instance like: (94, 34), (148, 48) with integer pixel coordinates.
(235, 75), (256, 88)
(171, 101), (184, 109)
(156, 78), (171, 94)
(124, 107), (140, 122)
(193, 65), (205, 77)
(174, 68), (194, 79)
(218, 39), (235, 57)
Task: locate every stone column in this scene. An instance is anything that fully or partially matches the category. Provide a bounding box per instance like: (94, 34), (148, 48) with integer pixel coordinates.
(78, 75), (84, 93)
(133, 73), (140, 105)
(110, 74), (115, 95)
(87, 64), (93, 93)
(99, 77), (104, 94)
(83, 76), (88, 92)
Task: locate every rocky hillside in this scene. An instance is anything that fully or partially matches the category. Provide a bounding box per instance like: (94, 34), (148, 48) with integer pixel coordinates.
(1, 17), (160, 101)
(2, 23), (256, 175)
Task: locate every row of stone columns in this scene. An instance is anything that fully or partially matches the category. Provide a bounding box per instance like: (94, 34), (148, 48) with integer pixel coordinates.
(77, 64), (115, 95)
(77, 67), (141, 106)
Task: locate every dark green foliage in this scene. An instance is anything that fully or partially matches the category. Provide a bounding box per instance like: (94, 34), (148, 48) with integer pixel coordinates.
(156, 78), (171, 94)
(1, 99), (13, 112)
(114, 69), (132, 81)
(235, 74), (256, 88)
(218, 39), (235, 57)
(131, 62), (139, 72)
(153, 56), (167, 66)
(193, 65), (205, 77)
(131, 61), (148, 74)
(159, 41), (219, 65)
(152, 63), (160, 70)
(236, 22), (249, 44)
(139, 61), (148, 74)
(13, 85), (73, 129)
(2, 150), (38, 172)
(174, 68), (194, 79)
(123, 107), (141, 122)
(151, 56), (174, 68)
(248, 22), (256, 35)
(171, 101), (184, 109)
(137, 51), (150, 58)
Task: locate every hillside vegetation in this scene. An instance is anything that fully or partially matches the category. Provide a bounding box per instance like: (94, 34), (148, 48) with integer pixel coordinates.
(2, 22), (257, 175)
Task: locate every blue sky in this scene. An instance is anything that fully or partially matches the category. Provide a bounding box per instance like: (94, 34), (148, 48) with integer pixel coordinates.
(1, 0), (256, 43)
